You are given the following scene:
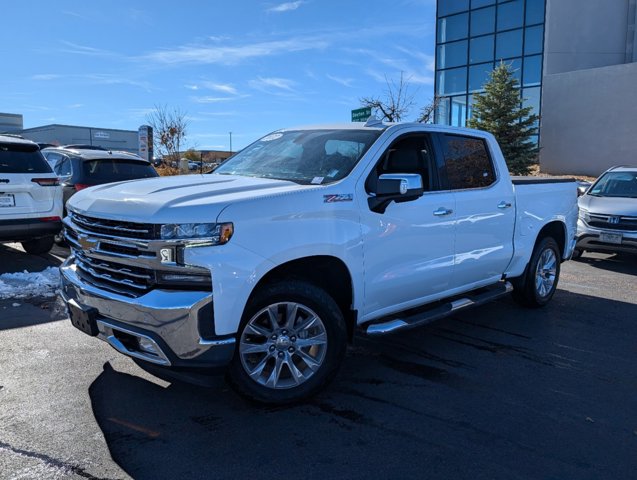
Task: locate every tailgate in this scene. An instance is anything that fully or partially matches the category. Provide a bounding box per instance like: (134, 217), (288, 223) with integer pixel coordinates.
(0, 173), (58, 217)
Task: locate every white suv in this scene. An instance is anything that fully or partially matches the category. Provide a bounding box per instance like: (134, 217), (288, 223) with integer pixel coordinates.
(0, 135), (63, 254)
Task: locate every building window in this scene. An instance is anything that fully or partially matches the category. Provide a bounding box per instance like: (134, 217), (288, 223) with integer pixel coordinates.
(438, 0), (470, 17)
(522, 86), (541, 128)
(524, 25), (544, 55)
(470, 34), (494, 63)
(523, 55), (542, 86)
(496, 28), (523, 59)
(450, 96), (468, 127)
(435, 97), (451, 124)
(437, 40), (469, 69)
(469, 63), (494, 91)
(470, 6), (496, 36)
(438, 12), (469, 43)
(497, 0), (524, 31)
(525, 0), (545, 25)
(471, 0), (495, 8)
(437, 67), (468, 96)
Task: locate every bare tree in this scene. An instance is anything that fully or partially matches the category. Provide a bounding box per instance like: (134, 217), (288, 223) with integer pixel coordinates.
(417, 95), (441, 123)
(360, 72), (416, 122)
(147, 104), (188, 173)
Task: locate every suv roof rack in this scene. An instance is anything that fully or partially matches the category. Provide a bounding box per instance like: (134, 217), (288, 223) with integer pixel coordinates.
(61, 144), (109, 151)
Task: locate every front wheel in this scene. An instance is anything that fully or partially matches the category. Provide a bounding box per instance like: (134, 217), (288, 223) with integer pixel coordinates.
(511, 237), (561, 308)
(227, 280), (347, 404)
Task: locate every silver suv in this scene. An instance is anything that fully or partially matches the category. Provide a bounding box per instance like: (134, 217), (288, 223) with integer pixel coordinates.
(575, 166), (637, 257)
(0, 135), (63, 254)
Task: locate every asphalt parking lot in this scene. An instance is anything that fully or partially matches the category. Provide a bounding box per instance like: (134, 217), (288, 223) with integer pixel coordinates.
(0, 244), (635, 480)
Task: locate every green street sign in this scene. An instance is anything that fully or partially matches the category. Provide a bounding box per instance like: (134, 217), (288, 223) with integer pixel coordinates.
(351, 107), (372, 122)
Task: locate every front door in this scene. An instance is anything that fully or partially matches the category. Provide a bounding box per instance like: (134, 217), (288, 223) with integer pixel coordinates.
(358, 133), (456, 321)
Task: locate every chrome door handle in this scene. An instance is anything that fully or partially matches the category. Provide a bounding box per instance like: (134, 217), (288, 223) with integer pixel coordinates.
(433, 208), (453, 216)
(497, 201), (512, 209)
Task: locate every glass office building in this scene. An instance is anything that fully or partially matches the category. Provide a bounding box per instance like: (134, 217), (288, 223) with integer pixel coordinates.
(434, 0), (546, 143)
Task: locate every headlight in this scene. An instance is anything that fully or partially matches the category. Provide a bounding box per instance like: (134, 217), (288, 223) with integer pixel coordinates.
(578, 208), (588, 221)
(160, 222), (234, 244)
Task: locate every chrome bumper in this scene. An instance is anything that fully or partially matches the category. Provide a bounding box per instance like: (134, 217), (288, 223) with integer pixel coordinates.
(60, 256), (235, 367)
(576, 220), (637, 254)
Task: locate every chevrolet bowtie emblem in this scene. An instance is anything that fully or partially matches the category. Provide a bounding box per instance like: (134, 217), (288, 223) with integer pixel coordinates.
(78, 234), (99, 252)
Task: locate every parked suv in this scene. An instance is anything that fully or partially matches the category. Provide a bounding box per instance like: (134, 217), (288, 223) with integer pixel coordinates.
(575, 165), (637, 257)
(41, 146), (159, 210)
(0, 135), (63, 254)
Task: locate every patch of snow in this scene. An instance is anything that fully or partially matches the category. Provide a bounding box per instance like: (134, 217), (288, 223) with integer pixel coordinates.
(12, 303), (21, 307)
(0, 267), (60, 300)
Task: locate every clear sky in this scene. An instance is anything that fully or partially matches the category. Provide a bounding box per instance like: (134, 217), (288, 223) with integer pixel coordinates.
(3, 1), (436, 151)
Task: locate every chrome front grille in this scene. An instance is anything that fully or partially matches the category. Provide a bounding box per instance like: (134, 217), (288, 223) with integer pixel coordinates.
(75, 251), (153, 293)
(587, 213), (637, 232)
(64, 211), (212, 297)
(69, 211), (156, 239)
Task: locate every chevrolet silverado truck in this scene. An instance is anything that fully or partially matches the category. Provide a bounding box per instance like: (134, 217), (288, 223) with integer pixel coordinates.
(60, 121), (578, 404)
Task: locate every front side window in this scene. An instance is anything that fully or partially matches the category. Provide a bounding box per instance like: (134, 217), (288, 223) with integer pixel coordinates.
(368, 134), (437, 192)
(213, 129), (381, 185)
(589, 172), (637, 198)
(440, 134), (496, 189)
(0, 144), (52, 174)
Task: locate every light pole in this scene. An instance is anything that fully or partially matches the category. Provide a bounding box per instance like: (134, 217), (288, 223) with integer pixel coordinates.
(229, 132), (232, 153)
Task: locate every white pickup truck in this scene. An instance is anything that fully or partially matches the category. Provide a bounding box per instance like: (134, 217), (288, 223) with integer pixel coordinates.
(60, 121), (578, 404)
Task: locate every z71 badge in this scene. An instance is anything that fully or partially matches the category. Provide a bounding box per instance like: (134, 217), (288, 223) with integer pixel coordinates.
(323, 194), (353, 203)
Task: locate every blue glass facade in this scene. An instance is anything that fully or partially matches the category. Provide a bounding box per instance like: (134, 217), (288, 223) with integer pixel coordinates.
(434, 0), (546, 142)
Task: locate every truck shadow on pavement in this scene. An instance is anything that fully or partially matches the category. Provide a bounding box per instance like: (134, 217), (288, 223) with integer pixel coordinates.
(88, 291), (637, 480)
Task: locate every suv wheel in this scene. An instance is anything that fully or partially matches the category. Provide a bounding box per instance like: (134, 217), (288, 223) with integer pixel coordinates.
(227, 280), (347, 404)
(21, 236), (55, 255)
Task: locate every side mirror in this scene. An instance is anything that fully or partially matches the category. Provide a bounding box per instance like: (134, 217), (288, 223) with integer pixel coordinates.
(368, 173), (424, 213)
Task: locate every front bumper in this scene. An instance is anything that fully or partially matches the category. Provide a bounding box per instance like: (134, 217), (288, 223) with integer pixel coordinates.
(576, 219), (637, 254)
(60, 256), (235, 371)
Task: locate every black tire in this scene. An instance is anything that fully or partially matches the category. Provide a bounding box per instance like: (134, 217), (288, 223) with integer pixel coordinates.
(571, 248), (583, 260)
(227, 280), (347, 404)
(21, 236), (55, 255)
(511, 236), (561, 308)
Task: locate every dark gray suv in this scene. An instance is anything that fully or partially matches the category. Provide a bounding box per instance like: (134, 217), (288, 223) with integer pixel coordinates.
(42, 146), (158, 210)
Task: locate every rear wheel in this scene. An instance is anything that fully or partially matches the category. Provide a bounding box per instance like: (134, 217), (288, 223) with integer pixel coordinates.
(227, 280), (347, 404)
(21, 236), (54, 255)
(512, 237), (561, 308)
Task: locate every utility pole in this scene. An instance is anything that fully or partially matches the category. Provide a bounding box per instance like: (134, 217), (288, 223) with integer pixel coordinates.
(229, 132), (232, 153)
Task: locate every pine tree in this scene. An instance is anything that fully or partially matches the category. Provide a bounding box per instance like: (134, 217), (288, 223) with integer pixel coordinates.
(467, 62), (539, 175)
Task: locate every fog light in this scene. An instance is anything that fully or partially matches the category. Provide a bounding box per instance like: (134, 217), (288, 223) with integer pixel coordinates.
(138, 337), (160, 356)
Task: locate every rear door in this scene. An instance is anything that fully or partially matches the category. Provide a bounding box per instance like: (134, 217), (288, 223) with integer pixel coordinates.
(0, 142), (59, 218)
(434, 133), (515, 290)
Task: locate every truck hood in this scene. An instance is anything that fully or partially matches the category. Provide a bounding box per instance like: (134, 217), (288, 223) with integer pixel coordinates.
(579, 195), (637, 216)
(67, 173), (307, 223)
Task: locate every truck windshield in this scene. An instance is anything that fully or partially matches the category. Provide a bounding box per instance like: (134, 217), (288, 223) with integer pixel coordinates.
(213, 129), (381, 185)
(588, 171), (637, 198)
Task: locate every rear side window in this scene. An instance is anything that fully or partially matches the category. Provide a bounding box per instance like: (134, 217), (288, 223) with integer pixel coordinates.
(439, 134), (495, 190)
(54, 156), (73, 176)
(0, 144), (52, 174)
(81, 159), (158, 183)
